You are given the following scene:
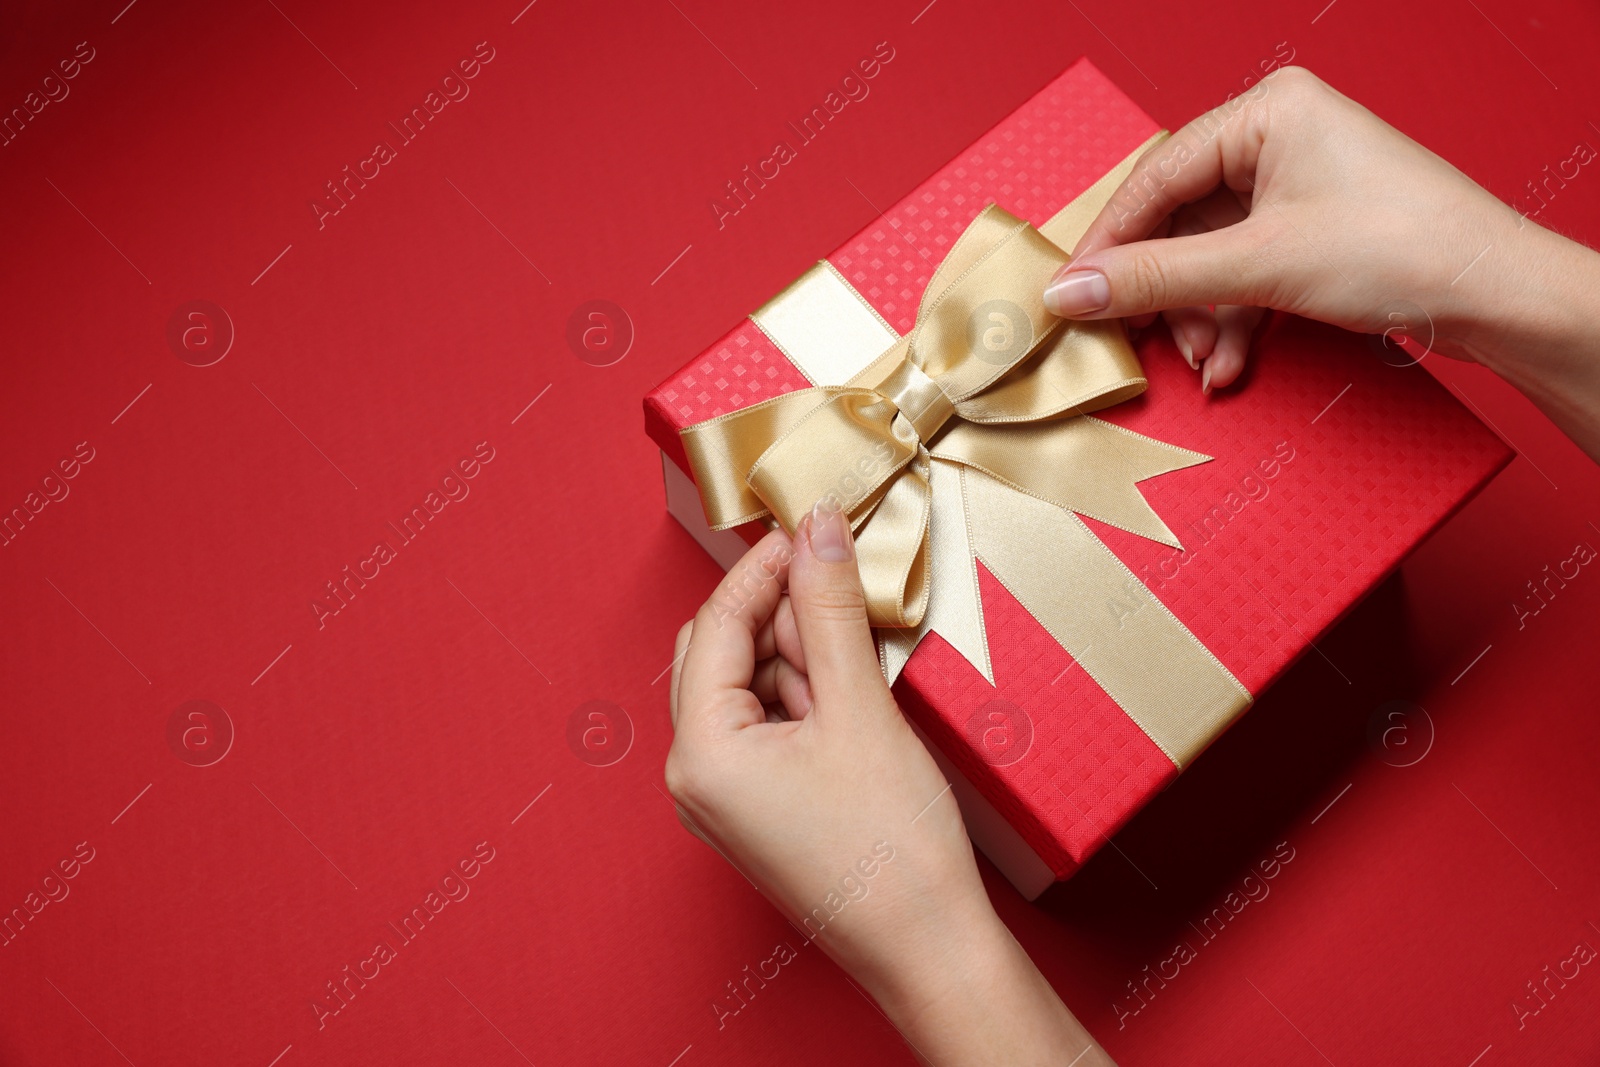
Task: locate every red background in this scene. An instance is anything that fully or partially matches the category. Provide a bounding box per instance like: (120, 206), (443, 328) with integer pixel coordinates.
(1, 1), (1597, 1064)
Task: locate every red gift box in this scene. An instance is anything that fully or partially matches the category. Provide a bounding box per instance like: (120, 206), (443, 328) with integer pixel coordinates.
(643, 59), (1511, 898)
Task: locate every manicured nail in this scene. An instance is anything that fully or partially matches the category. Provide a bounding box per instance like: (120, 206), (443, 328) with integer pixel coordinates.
(808, 498), (854, 562)
(1201, 361), (1213, 396)
(1175, 331), (1196, 370)
(1043, 269), (1111, 317)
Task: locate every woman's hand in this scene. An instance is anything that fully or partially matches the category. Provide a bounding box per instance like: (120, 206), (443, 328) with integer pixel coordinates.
(666, 501), (1112, 1066)
(1044, 66), (1600, 458)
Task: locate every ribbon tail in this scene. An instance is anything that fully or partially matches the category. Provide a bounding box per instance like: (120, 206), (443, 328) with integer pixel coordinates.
(881, 460), (993, 686)
(964, 468), (1251, 767)
(933, 416), (1210, 550)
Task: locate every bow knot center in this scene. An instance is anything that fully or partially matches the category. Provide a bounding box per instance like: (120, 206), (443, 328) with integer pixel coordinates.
(878, 358), (956, 443)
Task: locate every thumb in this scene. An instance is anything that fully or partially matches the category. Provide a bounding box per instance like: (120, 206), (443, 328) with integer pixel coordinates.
(1043, 225), (1272, 320)
(788, 499), (888, 710)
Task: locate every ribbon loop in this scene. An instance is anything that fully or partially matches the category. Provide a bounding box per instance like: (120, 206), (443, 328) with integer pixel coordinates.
(907, 210), (1073, 399)
(747, 389), (917, 535)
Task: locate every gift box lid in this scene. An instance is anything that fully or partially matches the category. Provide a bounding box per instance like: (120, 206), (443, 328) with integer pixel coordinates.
(644, 58), (1512, 882)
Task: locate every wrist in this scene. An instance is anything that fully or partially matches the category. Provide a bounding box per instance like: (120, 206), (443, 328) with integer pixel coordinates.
(1450, 216), (1600, 457)
(862, 893), (1013, 1023)
(863, 898), (1111, 1067)
(1456, 218), (1592, 372)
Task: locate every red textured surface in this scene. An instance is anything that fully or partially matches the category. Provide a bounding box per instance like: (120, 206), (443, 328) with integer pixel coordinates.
(646, 61), (1512, 877)
(6, 2), (1600, 1065)
(828, 62), (1162, 336)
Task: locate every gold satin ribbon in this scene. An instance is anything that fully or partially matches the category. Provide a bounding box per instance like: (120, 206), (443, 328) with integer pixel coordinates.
(680, 133), (1252, 766)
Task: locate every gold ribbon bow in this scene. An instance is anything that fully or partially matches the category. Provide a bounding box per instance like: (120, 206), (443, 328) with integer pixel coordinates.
(681, 135), (1251, 766)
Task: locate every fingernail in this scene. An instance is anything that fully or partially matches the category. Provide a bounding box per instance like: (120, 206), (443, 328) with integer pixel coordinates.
(808, 498), (854, 562)
(1201, 361), (1213, 396)
(1043, 269), (1111, 317)
(1175, 331), (1196, 370)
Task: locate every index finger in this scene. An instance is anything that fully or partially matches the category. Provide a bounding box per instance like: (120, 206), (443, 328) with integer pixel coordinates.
(1072, 84), (1271, 260)
(676, 530), (794, 736)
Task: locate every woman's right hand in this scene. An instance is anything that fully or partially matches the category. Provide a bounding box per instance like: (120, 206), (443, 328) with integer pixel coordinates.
(1042, 66), (1600, 459)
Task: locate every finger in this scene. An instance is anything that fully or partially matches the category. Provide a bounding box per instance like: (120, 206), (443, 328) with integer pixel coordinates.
(668, 619), (694, 730)
(1127, 217), (1174, 330)
(774, 595), (801, 672)
(750, 655), (814, 718)
(677, 530), (795, 736)
(1072, 90), (1268, 258)
(1043, 88), (1278, 321)
(1044, 222), (1277, 320)
(776, 657), (815, 721)
(1201, 305), (1267, 393)
(1163, 306), (1218, 369)
(751, 656), (781, 705)
(1169, 186), (1251, 239)
(774, 601), (800, 668)
(788, 499), (889, 714)
(1153, 191), (1244, 369)
(752, 611), (778, 662)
